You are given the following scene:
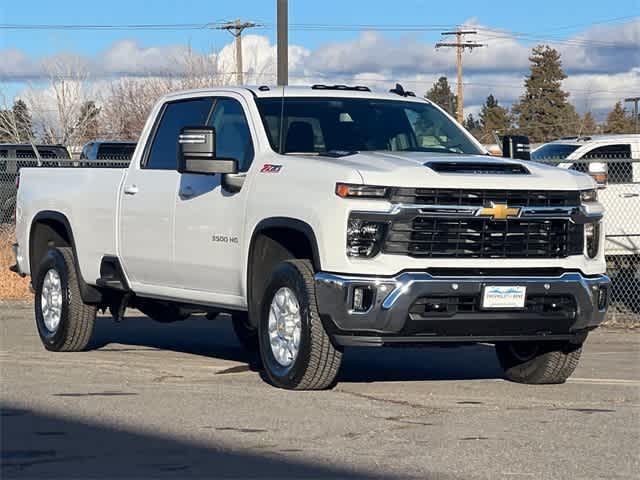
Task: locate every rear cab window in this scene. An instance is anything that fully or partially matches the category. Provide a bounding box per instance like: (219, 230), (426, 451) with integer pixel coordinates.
(531, 144), (580, 160)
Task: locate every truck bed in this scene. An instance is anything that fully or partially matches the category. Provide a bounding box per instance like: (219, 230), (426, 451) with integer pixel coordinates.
(16, 167), (127, 284)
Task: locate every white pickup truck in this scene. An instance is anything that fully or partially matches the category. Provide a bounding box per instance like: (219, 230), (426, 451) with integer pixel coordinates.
(532, 134), (640, 257)
(12, 85), (609, 390)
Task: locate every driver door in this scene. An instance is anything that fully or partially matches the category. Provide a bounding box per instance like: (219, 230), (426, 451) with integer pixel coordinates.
(172, 96), (256, 297)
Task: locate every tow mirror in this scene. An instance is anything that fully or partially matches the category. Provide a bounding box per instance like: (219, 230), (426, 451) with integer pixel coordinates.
(178, 126), (238, 175)
(502, 135), (531, 160)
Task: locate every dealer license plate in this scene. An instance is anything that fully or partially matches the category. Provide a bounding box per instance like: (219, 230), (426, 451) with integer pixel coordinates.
(482, 286), (527, 309)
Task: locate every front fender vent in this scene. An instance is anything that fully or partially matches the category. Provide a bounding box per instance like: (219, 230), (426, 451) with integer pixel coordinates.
(425, 161), (530, 175)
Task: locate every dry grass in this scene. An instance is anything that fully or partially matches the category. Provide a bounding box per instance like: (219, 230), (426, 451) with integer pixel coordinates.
(0, 225), (31, 300)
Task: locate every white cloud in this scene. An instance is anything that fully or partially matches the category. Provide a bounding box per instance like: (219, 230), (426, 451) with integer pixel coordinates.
(2, 19), (638, 120)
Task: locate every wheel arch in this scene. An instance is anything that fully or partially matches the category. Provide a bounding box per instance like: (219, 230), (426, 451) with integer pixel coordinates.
(246, 217), (321, 328)
(29, 210), (103, 304)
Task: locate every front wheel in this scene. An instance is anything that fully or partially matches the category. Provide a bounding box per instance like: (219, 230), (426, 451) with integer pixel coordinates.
(258, 260), (342, 390)
(495, 340), (583, 384)
(34, 247), (96, 351)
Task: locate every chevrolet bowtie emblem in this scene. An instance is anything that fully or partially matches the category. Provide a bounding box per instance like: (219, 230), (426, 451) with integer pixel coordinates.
(478, 202), (521, 220)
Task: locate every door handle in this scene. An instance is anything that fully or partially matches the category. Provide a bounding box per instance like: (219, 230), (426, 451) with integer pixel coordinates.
(620, 193), (639, 198)
(123, 184), (139, 195)
(180, 186), (194, 198)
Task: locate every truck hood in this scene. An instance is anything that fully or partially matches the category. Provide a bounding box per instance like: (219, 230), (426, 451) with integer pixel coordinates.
(314, 151), (595, 190)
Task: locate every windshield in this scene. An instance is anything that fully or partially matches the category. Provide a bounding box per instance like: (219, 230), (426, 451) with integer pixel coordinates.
(531, 143), (580, 161)
(255, 97), (483, 156)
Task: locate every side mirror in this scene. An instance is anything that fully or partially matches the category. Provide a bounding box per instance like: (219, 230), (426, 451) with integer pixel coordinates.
(178, 126), (238, 175)
(502, 135), (531, 160)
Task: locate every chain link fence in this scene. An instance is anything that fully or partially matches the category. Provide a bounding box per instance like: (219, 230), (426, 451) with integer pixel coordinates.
(533, 154), (639, 323)
(1, 154), (638, 323)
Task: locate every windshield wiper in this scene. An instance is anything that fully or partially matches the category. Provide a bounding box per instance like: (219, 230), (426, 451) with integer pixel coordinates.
(318, 150), (358, 157)
(284, 150), (358, 158)
(397, 146), (466, 154)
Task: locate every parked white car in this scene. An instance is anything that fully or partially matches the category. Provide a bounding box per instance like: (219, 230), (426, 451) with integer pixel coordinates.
(532, 134), (640, 257)
(12, 85), (609, 389)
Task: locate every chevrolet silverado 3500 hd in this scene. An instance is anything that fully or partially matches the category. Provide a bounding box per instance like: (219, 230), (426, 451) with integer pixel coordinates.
(12, 85), (609, 390)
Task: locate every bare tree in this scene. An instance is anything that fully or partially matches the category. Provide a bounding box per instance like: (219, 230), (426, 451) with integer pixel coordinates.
(98, 47), (238, 140)
(25, 56), (97, 146)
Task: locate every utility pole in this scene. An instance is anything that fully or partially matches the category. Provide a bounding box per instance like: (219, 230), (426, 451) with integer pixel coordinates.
(277, 0), (288, 86)
(436, 28), (485, 124)
(624, 96), (640, 133)
(215, 20), (260, 85)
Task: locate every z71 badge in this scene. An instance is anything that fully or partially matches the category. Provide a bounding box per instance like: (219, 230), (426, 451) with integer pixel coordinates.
(260, 164), (282, 173)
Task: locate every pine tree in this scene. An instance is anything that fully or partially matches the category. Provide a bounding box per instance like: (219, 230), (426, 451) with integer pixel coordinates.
(425, 77), (457, 116)
(12, 100), (33, 141)
(76, 100), (101, 143)
(604, 102), (632, 134)
(0, 100), (33, 142)
(580, 111), (598, 135)
(479, 94), (511, 141)
(511, 45), (578, 142)
(463, 113), (482, 140)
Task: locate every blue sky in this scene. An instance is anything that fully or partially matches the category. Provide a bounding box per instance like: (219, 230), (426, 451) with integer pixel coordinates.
(2, 0), (637, 56)
(1, 0), (639, 118)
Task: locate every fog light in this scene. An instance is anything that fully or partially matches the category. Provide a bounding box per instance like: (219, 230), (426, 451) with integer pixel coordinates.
(598, 286), (608, 310)
(351, 286), (374, 312)
(585, 223), (601, 258)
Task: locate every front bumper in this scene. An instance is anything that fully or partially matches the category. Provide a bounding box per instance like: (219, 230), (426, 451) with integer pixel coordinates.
(315, 271), (610, 346)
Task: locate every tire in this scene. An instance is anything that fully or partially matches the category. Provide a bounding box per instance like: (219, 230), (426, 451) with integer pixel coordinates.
(34, 247), (96, 352)
(258, 259), (342, 390)
(232, 312), (259, 352)
(495, 340), (583, 384)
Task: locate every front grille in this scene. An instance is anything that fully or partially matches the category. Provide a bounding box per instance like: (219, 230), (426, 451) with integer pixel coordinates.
(390, 188), (580, 207)
(385, 217), (583, 258)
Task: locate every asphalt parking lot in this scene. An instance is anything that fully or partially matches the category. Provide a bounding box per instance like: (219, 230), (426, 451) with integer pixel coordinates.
(1, 301), (638, 479)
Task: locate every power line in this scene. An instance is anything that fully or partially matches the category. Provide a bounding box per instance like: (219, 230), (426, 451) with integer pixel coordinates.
(436, 29), (485, 123)
(0, 23), (212, 30)
(212, 20), (261, 85)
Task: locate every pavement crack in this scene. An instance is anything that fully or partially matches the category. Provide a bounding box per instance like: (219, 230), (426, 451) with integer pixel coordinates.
(336, 388), (445, 414)
(52, 392), (137, 397)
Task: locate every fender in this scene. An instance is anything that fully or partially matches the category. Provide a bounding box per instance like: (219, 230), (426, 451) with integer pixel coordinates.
(29, 211), (103, 304)
(248, 217), (322, 271)
(246, 217), (322, 326)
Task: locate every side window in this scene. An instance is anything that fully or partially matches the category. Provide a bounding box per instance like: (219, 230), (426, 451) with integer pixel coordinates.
(209, 98), (254, 172)
(146, 98), (213, 170)
(580, 144), (632, 184)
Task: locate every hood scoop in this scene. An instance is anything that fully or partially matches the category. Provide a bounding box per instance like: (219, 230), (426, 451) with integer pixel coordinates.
(425, 161), (530, 175)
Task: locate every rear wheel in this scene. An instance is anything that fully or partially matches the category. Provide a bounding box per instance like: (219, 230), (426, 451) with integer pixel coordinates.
(34, 247), (96, 351)
(495, 340), (583, 384)
(258, 259), (342, 390)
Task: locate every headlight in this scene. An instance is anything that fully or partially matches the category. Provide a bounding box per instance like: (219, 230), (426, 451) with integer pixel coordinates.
(336, 183), (389, 199)
(585, 222), (600, 258)
(580, 189), (597, 203)
(347, 218), (387, 257)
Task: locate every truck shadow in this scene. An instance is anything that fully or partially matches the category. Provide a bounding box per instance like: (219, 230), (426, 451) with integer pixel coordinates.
(90, 313), (261, 369)
(90, 314), (504, 383)
(0, 403), (393, 479)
